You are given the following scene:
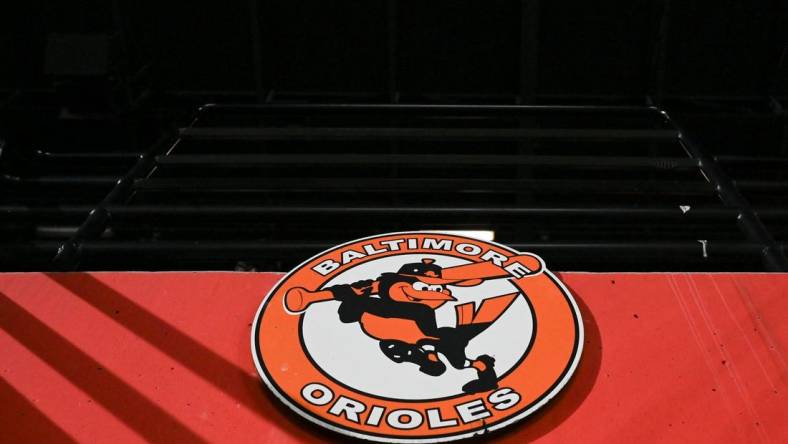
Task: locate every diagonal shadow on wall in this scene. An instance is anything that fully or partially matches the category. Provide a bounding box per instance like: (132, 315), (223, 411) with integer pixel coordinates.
(0, 377), (79, 444)
(0, 291), (208, 443)
(46, 272), (326, 442)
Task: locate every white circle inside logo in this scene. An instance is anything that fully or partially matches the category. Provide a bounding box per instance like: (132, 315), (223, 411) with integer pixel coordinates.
(300, 254), (535, 400)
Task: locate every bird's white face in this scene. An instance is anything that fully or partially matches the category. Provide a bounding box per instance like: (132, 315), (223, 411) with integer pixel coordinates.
(387, 280), (455, 309)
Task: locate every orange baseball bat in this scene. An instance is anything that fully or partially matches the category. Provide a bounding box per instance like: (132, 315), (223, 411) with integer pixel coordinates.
(284, 254), (541, 313)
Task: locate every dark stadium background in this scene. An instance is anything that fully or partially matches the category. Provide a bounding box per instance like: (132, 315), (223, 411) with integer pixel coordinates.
(1, 1), (787, 272)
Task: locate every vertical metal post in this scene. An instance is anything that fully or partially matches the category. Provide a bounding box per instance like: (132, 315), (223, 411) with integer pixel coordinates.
(518, 1), (539, 207)
(768, 97), (787, 157)
(387, 0), (399, 103)
(651, 0), (671, 106)
(766, 0), (787, 97)
(519, 0), (539, 104)
(249, 0), (267, 103)
(387, 0), (400, 207)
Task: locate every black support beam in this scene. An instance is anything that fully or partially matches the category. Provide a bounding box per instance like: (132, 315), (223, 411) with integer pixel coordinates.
(179, 127), (679, 141)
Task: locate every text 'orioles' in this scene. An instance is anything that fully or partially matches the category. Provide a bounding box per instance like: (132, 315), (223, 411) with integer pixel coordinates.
(301, 382), (521, 430)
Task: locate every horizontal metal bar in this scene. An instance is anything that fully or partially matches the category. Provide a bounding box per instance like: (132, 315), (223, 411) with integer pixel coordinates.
(156, 154), (698, 170)
(0, 205), (744, 223)
(756, 208), (788, 217)
(199, 103), (662, 115)
(74, 240), (763, 259)
(132, 177), (713, 194)
(103, 205), (733, 217)
(163, 92), (787, 106)
(0, 205), (93, 215)
(0, 205), (756, 216)
(1, 174), (118, 186)
(33, 225), (80, 238)
(714, 155), (788, 165)
(0, 242), (61, 264)
(34, 150), (143, 161)
(0, 240), (760, 263)
(276, 91), (517, 102)
(734, 180), (788, 191)
(179, 127), (679, 142)
(1, 241), (763, 269)
(0, 206), (93, 220)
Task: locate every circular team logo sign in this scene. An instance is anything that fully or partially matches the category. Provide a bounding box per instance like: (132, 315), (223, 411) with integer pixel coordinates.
(252, 232), (583, 442)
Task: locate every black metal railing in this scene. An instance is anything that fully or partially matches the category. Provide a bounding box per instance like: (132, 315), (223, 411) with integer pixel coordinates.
(1, 102), (786, 272)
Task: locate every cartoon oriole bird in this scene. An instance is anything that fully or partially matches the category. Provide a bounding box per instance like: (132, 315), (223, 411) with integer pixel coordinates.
(284, 256), (541, 394)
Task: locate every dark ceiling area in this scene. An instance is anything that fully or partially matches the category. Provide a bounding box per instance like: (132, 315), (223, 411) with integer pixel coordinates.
(1, 1), (787, 272)
(5, 1), (786, 99)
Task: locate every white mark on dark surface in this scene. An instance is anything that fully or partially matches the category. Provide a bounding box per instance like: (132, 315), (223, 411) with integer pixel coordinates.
(697, 240), (708, 258)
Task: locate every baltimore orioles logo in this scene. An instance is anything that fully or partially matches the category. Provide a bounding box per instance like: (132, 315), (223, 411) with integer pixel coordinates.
(252, 232), (583, 443)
